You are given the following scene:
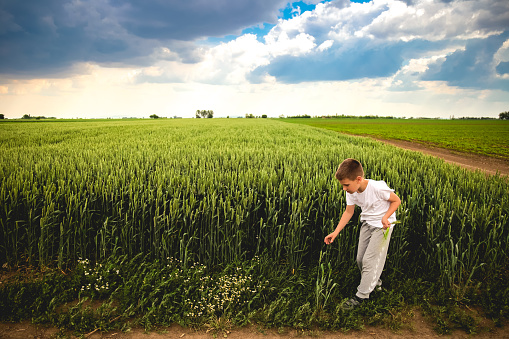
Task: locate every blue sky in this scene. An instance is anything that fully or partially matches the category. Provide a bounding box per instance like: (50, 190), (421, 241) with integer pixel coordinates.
(1, 0), (508, 118)
(206, 1), (323, 44)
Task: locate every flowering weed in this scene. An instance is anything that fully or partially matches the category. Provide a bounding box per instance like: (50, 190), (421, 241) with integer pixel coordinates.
(76, 257), (121, 299)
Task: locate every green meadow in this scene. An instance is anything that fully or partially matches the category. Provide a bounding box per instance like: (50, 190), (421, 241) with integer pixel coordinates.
(282, 118), (509, 160)
(0, 119), (508, 335)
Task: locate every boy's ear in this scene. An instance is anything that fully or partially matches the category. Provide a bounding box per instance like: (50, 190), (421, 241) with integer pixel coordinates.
(356, 176), (362, 182)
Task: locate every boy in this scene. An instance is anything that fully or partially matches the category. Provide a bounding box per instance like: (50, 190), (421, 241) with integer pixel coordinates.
(324, 158), (401, 309)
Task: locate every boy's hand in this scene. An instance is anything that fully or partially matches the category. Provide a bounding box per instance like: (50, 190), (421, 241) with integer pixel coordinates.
(324, 232), (337, 245)
(382, 217), (390, 230)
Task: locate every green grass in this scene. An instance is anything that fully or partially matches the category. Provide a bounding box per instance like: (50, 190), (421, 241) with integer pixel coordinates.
(282, 118), (509, 160)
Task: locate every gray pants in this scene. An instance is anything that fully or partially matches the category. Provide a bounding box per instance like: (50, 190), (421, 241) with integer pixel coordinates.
(355, 222), (393, 299)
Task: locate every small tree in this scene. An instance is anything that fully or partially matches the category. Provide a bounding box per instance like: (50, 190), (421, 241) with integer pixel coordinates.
(499, 111), (509, 120)
(149, 114), (159, 119)
(196, 110), (213, 118)
(261, 114), (267, 118)
(0, 114), (4, 119)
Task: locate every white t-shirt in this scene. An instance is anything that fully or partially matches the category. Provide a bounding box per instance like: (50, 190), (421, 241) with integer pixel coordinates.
(345, 179), (396, 228)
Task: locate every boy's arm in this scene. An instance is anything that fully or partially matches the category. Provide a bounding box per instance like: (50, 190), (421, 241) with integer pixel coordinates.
(324, 204), (355, 245)
(381, 192), (401, 229)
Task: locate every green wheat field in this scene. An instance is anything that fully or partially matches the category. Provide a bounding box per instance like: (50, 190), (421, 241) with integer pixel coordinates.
(1, 118), (508, 335)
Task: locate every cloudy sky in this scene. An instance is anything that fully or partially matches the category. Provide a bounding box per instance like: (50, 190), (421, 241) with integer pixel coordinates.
(1, 0), (508, 119)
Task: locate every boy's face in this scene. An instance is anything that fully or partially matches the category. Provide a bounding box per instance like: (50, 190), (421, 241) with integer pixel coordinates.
(339, 177), (362, 194)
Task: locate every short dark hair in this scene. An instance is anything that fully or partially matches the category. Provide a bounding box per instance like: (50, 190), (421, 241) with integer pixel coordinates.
(335, 158), (364, 181)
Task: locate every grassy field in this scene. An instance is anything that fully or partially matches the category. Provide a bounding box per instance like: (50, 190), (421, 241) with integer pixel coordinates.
(0, 119), (508, 335)
(282, 118), (509, 160)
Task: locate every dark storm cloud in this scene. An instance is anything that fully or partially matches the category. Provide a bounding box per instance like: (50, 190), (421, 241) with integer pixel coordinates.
(422, 31), (509, 91)
(0, 0), (288, 76)
(0, 0), (147, 77)
(115, 0), (287, 40)
(249, 45), (402, 83)
(249, 39), (438, 83)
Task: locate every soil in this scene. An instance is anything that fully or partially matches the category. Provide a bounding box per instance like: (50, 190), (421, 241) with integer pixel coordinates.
(1, 139), (508, 338)
(0, 312), (508, 339)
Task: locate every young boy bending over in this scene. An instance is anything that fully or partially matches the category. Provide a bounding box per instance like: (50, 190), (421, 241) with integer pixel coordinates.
(324, 158), (401, 309)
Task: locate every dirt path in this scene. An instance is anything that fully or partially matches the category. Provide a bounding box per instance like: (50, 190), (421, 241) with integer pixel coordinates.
(372, 138), (509, 176)
(1, 311), (508, 339)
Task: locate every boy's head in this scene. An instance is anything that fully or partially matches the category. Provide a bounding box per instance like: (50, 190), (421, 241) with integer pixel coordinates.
(335, 158), (364, 181)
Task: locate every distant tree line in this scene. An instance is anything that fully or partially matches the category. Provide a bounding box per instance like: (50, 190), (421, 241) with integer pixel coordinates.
(5, 111), (506, 120)
(21, 114), (56, 120)
(285, 113), (509, 120)
(286, 114), (312, 118)
(148, 115), (183, 119)
(245, 114), (268, 118)
(456, 117), (497, 120)
(288, 114), (403, 119)
(319, 114), (402, 119)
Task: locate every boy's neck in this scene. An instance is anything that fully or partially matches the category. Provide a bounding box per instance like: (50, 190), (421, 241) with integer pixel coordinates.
(357, 178), (369, 193)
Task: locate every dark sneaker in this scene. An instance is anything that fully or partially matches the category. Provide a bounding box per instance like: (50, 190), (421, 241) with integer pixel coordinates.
(341, 296), (367, 310)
